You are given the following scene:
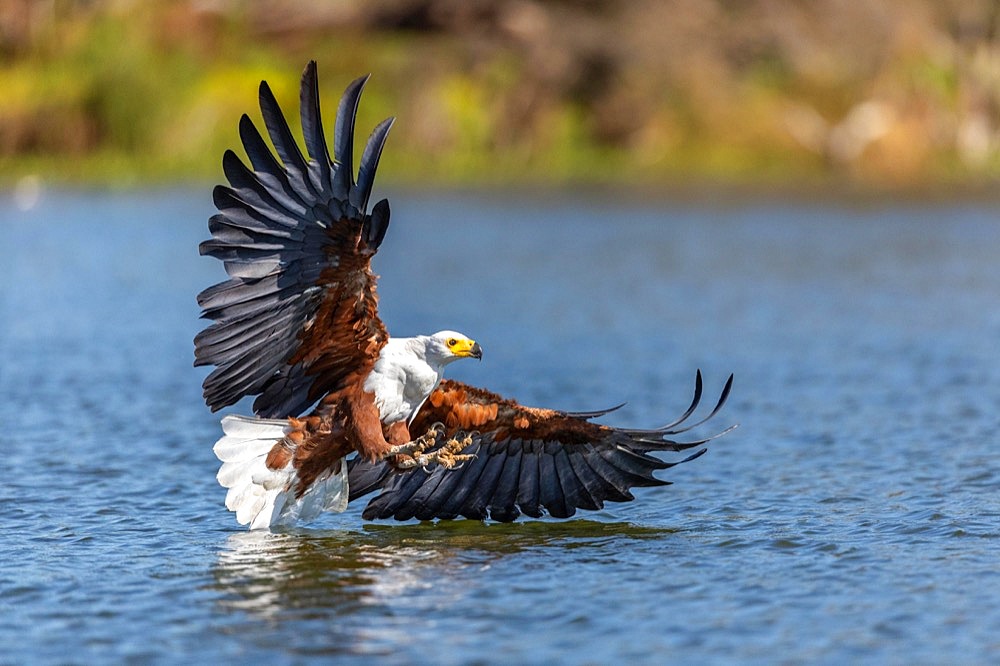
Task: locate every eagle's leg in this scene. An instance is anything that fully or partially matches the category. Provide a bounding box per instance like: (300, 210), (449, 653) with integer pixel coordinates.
(383, 423), (475, 471)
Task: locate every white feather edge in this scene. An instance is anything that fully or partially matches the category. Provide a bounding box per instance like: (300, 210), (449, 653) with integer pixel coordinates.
(213, 414), (349, 530)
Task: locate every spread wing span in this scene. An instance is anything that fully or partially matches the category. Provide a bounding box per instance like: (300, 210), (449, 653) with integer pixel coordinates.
(195, 61), (395, 418)
(347, 371), (735, 522)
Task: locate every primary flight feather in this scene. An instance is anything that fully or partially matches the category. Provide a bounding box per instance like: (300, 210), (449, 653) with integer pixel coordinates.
(196, 61), (734, 529)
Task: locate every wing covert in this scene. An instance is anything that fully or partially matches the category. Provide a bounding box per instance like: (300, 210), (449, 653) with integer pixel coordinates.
(195, 61), (396, 418)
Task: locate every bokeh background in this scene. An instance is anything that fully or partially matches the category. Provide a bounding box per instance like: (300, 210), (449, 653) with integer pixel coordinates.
(1, 0), (998, 191)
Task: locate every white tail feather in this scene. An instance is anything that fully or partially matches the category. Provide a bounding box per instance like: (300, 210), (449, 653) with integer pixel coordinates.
(213, 415), (349, 530)
(217, 414), (288, 439)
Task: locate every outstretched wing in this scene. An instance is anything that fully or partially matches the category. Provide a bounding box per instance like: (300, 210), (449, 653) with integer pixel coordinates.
(195, 62), (396, 418)
(348, 372), (735, 522)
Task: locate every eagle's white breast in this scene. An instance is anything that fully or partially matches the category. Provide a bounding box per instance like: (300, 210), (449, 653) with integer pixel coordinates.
(364, 336), (448, 424)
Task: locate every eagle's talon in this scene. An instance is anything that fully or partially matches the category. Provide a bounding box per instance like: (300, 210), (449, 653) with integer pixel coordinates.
(386, 431), (475, 471)
(432, 435), (476, 469)
(384, 422), (446, 460)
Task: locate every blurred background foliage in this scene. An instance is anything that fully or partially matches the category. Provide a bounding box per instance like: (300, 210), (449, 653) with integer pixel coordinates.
(0, 0), (998, 190)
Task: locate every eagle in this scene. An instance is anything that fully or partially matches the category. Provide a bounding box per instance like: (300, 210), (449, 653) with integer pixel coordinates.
(195, 61), (735, 530)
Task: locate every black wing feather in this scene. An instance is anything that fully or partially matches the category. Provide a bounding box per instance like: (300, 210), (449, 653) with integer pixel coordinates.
(576, 445), (638, 501)
(538, 443), (571, 518)
(299, 61), (332, 191)
(407, 441), (485, 520)
(515, 441), (544, 518)
(346, 457), (393, 502)
(221, 149), (306, 221)
(565, 445), (625, 507)
(458, 438), (509, 519)
(393, 470), (452, 522)
(258, 79), (317, 200)
(196, 62), (393, 417)
(437, 441), (495, 520)
(361, 466), (432, 520)
(352, 117), (395, 213)
(332, 74), (369, 201)
(253, 363), (315, 419)
(553, 446), (601, 512)
(486, 444), (523, 522)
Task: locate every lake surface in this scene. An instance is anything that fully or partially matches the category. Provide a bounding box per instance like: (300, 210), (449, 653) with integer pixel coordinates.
(1, 188), (998, 664)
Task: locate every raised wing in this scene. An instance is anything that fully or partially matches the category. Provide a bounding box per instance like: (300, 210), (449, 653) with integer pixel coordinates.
(195, 62), (395, 418)
(348, 372), (735, 522)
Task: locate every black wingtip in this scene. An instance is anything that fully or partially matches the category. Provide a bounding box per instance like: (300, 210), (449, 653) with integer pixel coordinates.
(682, 447), (708, 464)
(667, 372), (734, 436)
(656, 370), (704, 432)
(565, 402), (627, 419)
(366, 198), (391, 250)
(257, 79), (277, 114)
(332, 73), (372, 199)
(211, 184), (233, 210)
(221, 149), (245, 183)
(352, 116), (395, 213)
(299, 60), (332, 178)
(717, 374), (735, 411)
(258, 76), (310, 181)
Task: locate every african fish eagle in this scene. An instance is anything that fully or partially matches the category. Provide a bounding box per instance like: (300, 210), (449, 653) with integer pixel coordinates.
(195, 61), (735, 529)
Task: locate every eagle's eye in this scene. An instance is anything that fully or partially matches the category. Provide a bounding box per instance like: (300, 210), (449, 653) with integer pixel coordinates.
(447, 338), (458, 347)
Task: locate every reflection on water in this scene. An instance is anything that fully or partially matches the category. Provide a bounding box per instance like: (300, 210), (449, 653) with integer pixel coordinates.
(214, 529), (442, 620)
(213, 520), (676, 621)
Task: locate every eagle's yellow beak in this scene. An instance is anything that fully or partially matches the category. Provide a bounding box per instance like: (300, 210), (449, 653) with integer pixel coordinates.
(450, 338), (483, 360)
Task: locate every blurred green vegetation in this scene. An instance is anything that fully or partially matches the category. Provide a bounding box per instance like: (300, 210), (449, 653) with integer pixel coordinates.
(0, 0), (998, 190)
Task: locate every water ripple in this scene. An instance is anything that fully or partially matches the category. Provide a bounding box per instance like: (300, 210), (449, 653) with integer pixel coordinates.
(2, 192), (999, 663)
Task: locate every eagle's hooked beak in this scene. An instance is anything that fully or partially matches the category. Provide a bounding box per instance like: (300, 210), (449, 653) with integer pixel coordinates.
(448, 336), (483, 360)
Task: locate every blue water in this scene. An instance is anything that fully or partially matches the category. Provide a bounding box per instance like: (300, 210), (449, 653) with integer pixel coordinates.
(1, 189), (998, 663)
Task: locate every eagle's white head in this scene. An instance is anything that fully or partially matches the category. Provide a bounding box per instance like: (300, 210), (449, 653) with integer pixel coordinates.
(422, 330), (483, 367)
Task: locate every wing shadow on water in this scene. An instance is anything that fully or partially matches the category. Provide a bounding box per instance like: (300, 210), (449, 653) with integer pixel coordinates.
(211, 519), (678, 620)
